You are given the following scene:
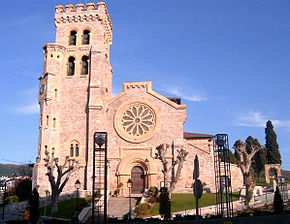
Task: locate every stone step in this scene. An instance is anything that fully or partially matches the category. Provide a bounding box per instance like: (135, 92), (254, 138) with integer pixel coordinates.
(108, 197), (138, 219)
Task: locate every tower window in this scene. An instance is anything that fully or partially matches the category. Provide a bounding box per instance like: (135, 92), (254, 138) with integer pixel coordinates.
(70, 144), (74, 157)
(54, 89), (58, 98)
(83, 30), (90, 45)
(53, 118), (56, 128)
(69, 142), (80, 157)
(68, 57), (75, 76)
(81, 56), (89, 75)
(69, 31), (77, 45)
(46, 115), (49, 126)
(75, 144), (79, 157)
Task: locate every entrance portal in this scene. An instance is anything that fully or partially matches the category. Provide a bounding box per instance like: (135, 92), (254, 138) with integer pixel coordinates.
(131, 166), (145, 194)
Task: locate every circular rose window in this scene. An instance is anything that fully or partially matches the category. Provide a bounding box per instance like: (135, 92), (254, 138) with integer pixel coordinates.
(114, 103), (156, 143)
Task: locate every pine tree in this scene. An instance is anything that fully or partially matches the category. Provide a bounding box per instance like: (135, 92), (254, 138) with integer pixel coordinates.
(265, 120), (281, 164)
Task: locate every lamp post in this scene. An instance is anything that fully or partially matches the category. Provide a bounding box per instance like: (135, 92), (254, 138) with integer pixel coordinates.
(127, 179), (133, 220)
(92, 133), (107, 224)
(144, 159), (149, 189)
(75, 180), (81, 224)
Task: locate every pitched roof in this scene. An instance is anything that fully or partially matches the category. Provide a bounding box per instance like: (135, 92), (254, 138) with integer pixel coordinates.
(184, 132), (213, 139)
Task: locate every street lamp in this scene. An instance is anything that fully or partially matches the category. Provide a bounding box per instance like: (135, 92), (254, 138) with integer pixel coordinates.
(160, 181), (165, 188)
(75, 180), (81, 224)
(145, 159), (149, 189)
(127, 179), (133, 220)
(95, 135), (105, 147)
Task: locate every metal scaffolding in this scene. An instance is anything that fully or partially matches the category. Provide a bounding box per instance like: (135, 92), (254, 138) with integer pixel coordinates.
(213, 134), (233, 218)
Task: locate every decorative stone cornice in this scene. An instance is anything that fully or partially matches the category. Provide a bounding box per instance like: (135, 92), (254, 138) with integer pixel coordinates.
(55, 2), (113, 43)
(111, 81), (186, 110)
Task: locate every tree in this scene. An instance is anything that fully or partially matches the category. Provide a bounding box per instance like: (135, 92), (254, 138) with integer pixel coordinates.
(15, 177), (32, 201)
(265, 120), (281, 164)
(44, 149), (79, 214)
(253, 147), (267, 181)
(159, 187), (171, 220)
(29, 186), (40, 224)
(155, 142), (188, 193)
(233, 139), (261, 206)
(245, 136), (267, 181)
(273, 186), (284, 214)
(220, 150), (237, 164)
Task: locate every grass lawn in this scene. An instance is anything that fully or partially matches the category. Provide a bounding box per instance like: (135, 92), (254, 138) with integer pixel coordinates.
(40, 198), (88, 219)
(150, 192), (240, 216)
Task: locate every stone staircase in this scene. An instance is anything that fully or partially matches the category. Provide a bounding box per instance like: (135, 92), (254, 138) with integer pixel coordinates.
(108, 197), (138, 219)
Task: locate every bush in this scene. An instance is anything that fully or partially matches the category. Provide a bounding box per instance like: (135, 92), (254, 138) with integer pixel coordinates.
(135, 203), (151, 216)
(148, 186), (159, 197)
(7, 195), (18, 203)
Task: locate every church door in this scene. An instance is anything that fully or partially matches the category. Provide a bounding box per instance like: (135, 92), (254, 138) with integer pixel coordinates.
(131, 166), (145, 194)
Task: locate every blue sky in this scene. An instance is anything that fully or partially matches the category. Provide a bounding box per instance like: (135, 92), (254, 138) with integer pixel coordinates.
(0, 0), (289, 169)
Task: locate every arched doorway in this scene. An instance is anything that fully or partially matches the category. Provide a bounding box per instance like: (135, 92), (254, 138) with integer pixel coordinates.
(131, 166), (145, 194)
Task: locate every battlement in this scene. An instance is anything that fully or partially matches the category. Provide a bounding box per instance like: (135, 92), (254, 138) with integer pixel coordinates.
(55, 2), (113, 42)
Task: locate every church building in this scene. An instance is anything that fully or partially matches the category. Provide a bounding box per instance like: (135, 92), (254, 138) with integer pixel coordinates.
(33, 2), (243, 197)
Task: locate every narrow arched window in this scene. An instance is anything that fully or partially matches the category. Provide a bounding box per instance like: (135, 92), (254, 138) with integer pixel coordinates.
(75, 144), (79, 157)
(69, 31), (77, 45)
(53, 118), (56, 128)
(69, 142), (80, 157)
(68, 57), (75, 76)
(46, 115), (49, 126)
(70, 144), (74, 157)
(81, 56), (89, 75)
(83, 30), (90, 45)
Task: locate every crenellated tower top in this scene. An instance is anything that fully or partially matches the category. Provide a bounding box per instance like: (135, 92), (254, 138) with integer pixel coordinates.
(54, 2), (113, 45)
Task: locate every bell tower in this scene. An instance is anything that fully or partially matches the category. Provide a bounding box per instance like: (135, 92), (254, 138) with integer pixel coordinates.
(34, 2), (113, 195)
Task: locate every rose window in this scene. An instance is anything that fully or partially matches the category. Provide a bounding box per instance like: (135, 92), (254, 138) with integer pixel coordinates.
(114, 103), (156, 143)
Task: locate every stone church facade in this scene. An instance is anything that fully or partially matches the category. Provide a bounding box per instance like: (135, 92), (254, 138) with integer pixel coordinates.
(33, 2), (243, 197)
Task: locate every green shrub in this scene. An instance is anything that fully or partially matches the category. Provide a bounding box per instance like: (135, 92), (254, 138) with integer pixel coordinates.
(148, 186), (159, 197)
(7, 195), (18, 203)
(135, 203), (151, 216)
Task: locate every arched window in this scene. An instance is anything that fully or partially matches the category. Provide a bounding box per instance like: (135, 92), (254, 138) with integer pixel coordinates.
(53, 118), (56, 128)
(70, 142), (80, 157)
(70, 144), (74, 157)
(68, 57), (75, 76)
(81, 56), (89, 75)
(83, 30), (90, 45)
(69, 31), (77, 45)
(75, 144), (79, 157)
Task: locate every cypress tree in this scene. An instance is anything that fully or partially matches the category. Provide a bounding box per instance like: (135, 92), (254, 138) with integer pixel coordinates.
(159, 187), (171, 220)
(274, 186), (284, 214)
(265, 120), (281, 164)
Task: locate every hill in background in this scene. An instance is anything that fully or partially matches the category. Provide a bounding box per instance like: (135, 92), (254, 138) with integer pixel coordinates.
(0, 163), (33, 177)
